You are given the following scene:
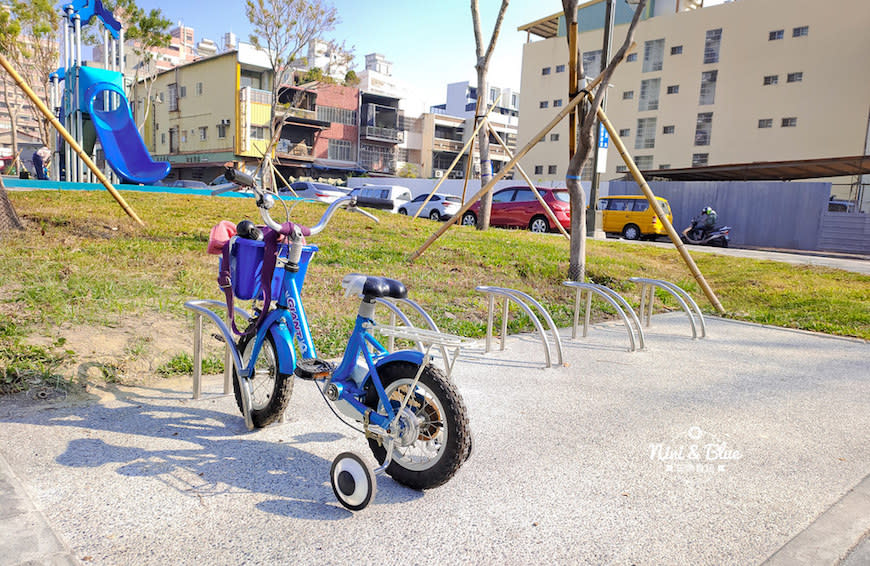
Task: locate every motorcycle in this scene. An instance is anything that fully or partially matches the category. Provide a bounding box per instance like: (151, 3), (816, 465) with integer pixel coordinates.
(680, 216), (731, 247)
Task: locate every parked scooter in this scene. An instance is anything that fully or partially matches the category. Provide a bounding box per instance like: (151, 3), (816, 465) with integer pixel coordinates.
(680, 215), (731, 247)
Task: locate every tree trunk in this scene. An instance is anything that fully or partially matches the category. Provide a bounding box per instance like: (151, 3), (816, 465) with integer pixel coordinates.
(475, 68), (492, 230)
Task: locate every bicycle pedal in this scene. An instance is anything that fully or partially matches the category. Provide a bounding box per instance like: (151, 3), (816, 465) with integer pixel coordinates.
(294, 358), (334, 381)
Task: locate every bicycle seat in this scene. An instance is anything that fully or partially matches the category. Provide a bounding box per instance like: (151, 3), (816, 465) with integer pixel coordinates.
(342, 274), (407, 300)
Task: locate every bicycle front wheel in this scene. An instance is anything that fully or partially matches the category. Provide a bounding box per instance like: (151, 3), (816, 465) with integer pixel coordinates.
(365, 361), (471, 490)
(233, 331), (294, 428)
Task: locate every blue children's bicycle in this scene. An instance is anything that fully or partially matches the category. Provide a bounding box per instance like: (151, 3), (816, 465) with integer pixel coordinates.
(206, 168), (471, 510)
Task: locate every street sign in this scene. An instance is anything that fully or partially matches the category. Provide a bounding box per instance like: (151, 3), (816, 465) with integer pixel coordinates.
(596, 123), (609, 172)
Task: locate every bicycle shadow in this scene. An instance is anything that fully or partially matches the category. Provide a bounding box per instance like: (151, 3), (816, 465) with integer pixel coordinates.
(8, 385), (422, 518)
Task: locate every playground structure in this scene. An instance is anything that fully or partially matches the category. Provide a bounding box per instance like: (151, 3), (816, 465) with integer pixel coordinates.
(49, 0), (168, 185)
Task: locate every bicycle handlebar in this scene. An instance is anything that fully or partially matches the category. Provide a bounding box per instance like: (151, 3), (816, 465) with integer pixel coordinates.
(214, 167), (392, 239)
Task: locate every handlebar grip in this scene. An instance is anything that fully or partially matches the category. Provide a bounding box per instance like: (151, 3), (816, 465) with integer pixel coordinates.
(354, 196), (394, 210)
(225, 168), (255, 188)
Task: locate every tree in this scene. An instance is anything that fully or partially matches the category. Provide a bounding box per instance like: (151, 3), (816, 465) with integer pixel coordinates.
(470, 0), (509, 230)
(0, 0), (59, 156)
(245, 0), (337, 141)
(561, 0), (646, 280)
(343, 69), (358, 87)
(92, 0), (171, 132)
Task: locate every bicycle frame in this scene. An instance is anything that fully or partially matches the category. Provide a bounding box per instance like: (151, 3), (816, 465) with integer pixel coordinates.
(239, 243), (425, 432)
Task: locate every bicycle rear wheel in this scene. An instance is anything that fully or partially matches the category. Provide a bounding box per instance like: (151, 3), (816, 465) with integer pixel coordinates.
(365, 361), (471, 490)
(233, 331), (294, 428)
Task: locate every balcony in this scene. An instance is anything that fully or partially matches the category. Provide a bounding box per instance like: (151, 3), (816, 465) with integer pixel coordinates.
(363, 126), (403, 143)
(278, 106), (316, 121)
(276, 139), (314, 161)
(433, 138), (464, 153)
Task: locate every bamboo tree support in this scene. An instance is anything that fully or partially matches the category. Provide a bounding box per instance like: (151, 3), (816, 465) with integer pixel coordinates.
(407, 81), (598, 262)
(0, 54), (145, 227)
(592, 101), (725, 314)
(487, 122), (570, 240)
(411, 95), (501, 219)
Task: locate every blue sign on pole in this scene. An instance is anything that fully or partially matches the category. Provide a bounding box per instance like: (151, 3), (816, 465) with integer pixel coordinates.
(598, 123), (609, 149)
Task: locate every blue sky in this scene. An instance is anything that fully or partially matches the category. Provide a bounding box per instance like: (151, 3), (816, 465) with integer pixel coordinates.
(134, 0), (555, 107)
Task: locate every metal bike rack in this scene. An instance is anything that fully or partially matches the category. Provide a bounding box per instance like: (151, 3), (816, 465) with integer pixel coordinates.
(475, 286), (564, 368)
(562, 282), (645, 352)
(629, 277), (707, 339)
(375, 325), (477, 379)
(374, 297), (454, 374)
(183, 299), (256, 431)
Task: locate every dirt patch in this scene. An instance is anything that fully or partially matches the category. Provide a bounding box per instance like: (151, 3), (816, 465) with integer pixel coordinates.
(24, 311), (226, 397)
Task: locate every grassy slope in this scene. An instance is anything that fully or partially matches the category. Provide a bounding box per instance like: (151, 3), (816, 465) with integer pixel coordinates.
(1, 190), (867, 364)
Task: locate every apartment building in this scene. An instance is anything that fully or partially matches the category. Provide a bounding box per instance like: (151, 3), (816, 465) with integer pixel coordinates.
(517, 0), (870, 198)
(131, 43), (273, 183)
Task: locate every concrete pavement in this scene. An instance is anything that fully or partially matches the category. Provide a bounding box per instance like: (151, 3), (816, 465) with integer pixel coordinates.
(1, 313), (868, 565)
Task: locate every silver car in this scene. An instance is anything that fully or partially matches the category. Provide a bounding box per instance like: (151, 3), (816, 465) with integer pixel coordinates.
(283, 181), (352, 204)
(398, 194), (463, 221)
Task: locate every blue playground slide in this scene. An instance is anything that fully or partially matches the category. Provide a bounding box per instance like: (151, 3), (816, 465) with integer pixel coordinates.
(84, 80), (170, 185)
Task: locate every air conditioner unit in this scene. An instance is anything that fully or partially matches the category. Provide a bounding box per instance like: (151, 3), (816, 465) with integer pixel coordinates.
(434, 169), (444, 178)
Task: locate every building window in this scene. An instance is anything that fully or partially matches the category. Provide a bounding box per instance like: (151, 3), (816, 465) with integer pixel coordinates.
(663, 125), (675, 134)
(548, 165), (558, 175)
(758, 118), (773, 128)
(553, 99), (563, 107)
(196, 82), (203, 96)
(534, 165), (543, 175)
(619, 128), (630, 137)
(542, 66), (551, 75)
(642, 38), (665, 72)
(787, 72), (803, 83)
(550, 133), (560, 141)
(251, 126), (266, 139)
(659, 164), (670, 169)
(556, 64), (565, 73)
(181, 130), (187, 143)
(769, 30), (784, 41)
(583, 49), (602, 77)
(635, 117), (657, 150)
(699, 70), (717, 105)
(763, 74), (779, 86)
(635, 155), (653, 170)
(161, 133), (166, 145)
(692, 153), (709, 167)
(179, 85), (187, 98)
(328, 139), (354, 161)
(781, 117), (798, 127)
(626, 53), (637, 62)
(217, 124), (228, 138)
(703, 28), (722, 64)
(539, 100), (549, 109)
(666, 85), (679, 95)
(616, 165), (628, 173)
(511, 94), (519, 107)
(317, 106), (357, 125)
(638, 78), (661, 111)
(168, 83), (178, 112)
(670, 45), (683, 55)
(694, 112), (713, 146)
(793, 26), (809, 37)
(489, 88), (498, 103)
(199, 126), (207, 141)
(622, 90), (634, 100)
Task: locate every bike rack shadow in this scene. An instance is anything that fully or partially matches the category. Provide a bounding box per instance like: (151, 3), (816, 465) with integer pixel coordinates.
(3, 388), (422, 519)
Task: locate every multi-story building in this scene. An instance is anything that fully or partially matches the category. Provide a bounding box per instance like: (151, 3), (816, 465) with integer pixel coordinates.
(309, 82), (361, 176)
(424, 81), (520, 179)
(359, 91), (403, 175)
(516, 0), (870, 201)
(131, 43), (274, 183)
(290, 39), (353, 82)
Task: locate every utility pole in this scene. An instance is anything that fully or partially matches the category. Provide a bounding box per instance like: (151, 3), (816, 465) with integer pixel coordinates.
(587, 0), (615, 237)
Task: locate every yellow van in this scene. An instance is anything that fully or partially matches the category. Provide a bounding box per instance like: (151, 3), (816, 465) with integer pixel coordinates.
(596, 195), (673, 240)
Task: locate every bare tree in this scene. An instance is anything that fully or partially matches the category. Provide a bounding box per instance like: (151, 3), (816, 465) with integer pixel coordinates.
(0, 0), (59, 155)
(245, 0), (337, 140)
(561, 0), (646, 280)
(470, 0), (509, 230)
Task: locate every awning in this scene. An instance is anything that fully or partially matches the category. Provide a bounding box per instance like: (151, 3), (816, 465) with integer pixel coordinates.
(312, 161), (366, 174)
(639, 155), (870, 182)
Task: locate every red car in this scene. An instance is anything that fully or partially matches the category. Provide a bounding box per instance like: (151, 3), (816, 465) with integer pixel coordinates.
(460, 186), (571, 233)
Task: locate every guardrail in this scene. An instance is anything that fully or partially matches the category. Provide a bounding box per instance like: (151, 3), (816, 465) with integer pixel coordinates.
(562, 282), (645, 352)
(629, 277), (706, 339)
(475, 286), (564, 368)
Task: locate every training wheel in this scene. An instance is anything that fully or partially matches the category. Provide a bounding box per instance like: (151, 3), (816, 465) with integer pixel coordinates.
(330, 452), (376, 511)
